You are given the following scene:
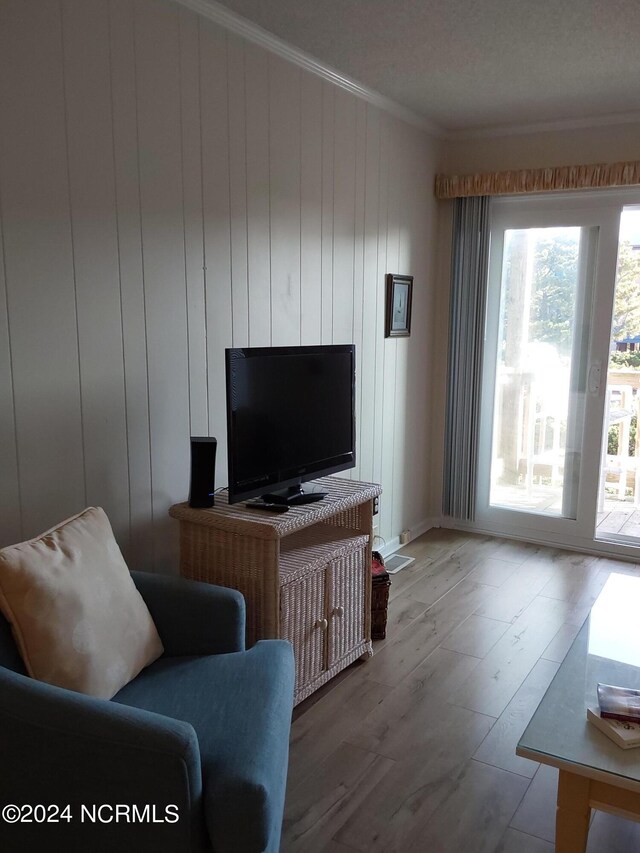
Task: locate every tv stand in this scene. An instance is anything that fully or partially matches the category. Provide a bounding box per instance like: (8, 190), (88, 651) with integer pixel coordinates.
(262, 484), (327, 505)
(169, 476), (382, 705)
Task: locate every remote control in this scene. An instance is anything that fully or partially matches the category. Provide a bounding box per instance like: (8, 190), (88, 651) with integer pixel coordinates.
(245, 501), (289, 513)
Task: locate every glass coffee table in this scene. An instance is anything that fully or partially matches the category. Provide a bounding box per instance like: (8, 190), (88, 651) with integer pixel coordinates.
(517, 573), (640, 853)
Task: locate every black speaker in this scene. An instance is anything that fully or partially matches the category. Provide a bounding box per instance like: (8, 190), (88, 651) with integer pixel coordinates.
(189, 437), (217, 508)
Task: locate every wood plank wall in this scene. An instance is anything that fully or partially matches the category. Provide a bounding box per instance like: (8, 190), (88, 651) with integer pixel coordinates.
(0, 0), (440, 571)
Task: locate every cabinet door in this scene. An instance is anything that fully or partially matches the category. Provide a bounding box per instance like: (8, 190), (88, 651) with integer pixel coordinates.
(280, 571), (326, 695)
(327, 547), (367, 668)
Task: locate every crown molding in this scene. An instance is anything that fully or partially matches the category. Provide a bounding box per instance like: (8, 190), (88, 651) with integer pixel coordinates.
(172, 0), (444, 137)
(446, 109), (640, 141)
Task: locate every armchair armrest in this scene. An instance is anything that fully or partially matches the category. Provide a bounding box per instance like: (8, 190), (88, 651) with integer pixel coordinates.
(0, 667), (207, 852)
(131, 571), (245, 656)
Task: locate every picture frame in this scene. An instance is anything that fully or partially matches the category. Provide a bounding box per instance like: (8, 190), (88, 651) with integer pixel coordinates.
(385, 274), (413, 338)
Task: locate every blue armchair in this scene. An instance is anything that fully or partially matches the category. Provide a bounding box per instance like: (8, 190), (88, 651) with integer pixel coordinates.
(0, 572), (295, 853)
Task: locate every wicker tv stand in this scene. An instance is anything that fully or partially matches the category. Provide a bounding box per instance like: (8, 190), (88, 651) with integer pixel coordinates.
(169, 476), (381, 704)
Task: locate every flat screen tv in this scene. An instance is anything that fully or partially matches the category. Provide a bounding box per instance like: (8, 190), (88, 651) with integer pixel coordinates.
(225, 344), (356, 505)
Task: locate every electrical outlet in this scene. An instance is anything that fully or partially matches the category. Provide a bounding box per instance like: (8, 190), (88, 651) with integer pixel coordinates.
(373, 495), (380, 515)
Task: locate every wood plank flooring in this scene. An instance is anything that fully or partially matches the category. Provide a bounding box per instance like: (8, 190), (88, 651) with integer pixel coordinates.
(282, 528), (640, 852)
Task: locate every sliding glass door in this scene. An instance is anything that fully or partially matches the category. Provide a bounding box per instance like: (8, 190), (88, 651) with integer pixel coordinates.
(488, 224), (590, 518)
(476, 193), (631, 548)
(596, 206), (640, 545)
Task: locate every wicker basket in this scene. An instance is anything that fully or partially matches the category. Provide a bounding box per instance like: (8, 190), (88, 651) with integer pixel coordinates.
(371, 551), (390, 640)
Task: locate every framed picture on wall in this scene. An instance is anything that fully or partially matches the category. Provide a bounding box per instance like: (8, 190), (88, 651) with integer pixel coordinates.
(385, 274), (413, 337)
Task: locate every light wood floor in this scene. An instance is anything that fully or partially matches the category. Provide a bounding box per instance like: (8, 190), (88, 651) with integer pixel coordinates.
(281, 528), (640, 853)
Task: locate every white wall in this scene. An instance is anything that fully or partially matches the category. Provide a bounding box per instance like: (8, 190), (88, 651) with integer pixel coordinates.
(444, 120), (640, 174)
(0, 0), (441, 570)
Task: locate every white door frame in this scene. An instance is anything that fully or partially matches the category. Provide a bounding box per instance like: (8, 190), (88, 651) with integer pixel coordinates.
(473, 189), (640, 554)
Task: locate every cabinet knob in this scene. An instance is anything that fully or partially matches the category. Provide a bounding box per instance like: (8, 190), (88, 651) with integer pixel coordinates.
(332, 606), (344, 618)
(314, 618), (328, 630)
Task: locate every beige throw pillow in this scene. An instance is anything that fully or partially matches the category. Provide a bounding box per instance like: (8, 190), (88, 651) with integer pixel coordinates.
(0, 507), (163, 699)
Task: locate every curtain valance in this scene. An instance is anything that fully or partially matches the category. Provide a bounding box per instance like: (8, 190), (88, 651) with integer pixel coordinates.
(435, 160), (640, 200)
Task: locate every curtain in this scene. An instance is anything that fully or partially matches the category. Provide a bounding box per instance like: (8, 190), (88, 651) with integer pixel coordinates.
(435, 160), (640, 199)
(442, 196), (490, 521)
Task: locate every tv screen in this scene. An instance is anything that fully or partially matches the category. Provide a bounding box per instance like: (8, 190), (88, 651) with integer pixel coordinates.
(225, 345), (355, 504)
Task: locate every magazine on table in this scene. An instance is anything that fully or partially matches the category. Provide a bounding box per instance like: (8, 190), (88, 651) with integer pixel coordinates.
(597, 683), (640, 724)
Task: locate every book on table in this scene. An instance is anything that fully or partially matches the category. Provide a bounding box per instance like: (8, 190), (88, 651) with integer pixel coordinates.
(597, 683), (640, 723)
(587, 706), (640, 749)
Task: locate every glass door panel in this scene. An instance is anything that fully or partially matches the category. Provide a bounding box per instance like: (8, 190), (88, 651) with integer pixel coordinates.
(596, 207), (640, 542)
(476, 195), (624, 545)
(476, 192), (640, 551)
(489, 226), (591, 518)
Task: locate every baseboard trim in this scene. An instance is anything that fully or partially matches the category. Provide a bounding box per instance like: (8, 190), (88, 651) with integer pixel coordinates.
(378, 537), (399, 559)
(378, 516), (441, 558)
(411, 516), (442, 540)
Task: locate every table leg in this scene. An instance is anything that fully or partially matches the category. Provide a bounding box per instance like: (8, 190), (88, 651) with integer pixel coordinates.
(556, 770), (591, 853)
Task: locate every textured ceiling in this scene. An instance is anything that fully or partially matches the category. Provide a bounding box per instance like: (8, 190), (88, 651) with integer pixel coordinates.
(214, 0), (640, 133)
